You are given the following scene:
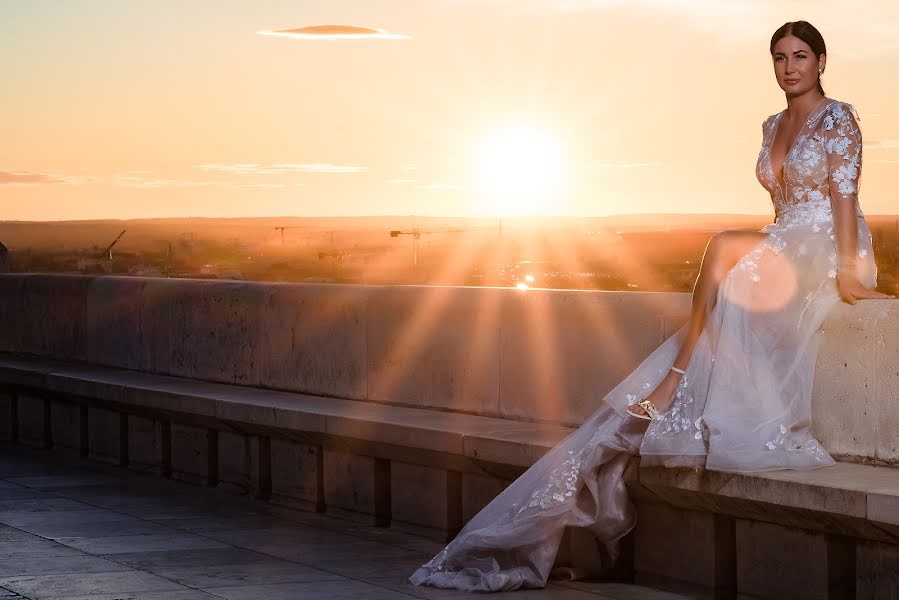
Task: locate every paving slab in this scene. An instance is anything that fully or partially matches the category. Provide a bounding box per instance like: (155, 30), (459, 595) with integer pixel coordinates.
(42, 592), (219, 600)
(6, 474), (120, 489)
(148, 514), (301, 533)
(0, 571), (187, 599)
(204, 579), (415, 600)
(0, 554), (130, 577)
(0, 539), (84, 559)
(0, 509), (132, 528)
(55, 533), (230, 555)
(17, 517), (174, 539)
(103, 547), (285, 570)
(202, 525), (363, 548)
(0, 498), (96, 512)
(153, 561), (342, 588)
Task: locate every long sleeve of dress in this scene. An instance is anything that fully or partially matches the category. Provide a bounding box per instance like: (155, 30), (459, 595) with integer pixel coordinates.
(823, 103), (862, 273)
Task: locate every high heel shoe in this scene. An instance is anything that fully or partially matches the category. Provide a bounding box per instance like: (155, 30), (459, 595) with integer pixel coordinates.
(625, 366), (686, 421)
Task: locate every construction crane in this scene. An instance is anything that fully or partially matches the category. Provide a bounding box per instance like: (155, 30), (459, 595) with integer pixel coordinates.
(389, 227), (465, 276)
(101, 229), (127, 260)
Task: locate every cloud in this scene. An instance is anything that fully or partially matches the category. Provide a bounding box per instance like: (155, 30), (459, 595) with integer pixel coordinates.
(194, 162), (367, 174)
(417, 183), (465, 191)
(476, 0), (899, 56)
(869, 140), (899, 150)
(257, 24), (410, 40)
(385, 178), (416, 184)
(0, 170), (65, 184)
(595, 161), (663, 169)
(111, 175), (235, 189)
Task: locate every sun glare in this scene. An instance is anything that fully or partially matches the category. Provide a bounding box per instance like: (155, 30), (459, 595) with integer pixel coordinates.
(475, 124), (567, 216)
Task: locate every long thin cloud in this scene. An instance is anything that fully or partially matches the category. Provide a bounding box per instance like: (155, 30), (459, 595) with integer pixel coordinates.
(0, 170), (65, 184)
(194, 163), (367, 174)
(257, 25), (410, 40)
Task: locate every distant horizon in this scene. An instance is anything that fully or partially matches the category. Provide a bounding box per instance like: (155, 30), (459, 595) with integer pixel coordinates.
(5, 212), (899, 225)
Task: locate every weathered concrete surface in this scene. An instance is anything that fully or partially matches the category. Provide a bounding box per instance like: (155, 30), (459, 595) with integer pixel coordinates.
(323, 448), (387, 524)
(0, 274), (895, 465)
(389, 462), (461, 540)
(16, 394), (45, 448)
(128, 414), (163, 472)
(0, 392), (13, 441)
(270, 438), (322, 510)
(499, 291), (690, 425)
(735, 520), (854, 600)
(367, 286), (501, 415)
(49, 400), (80, 453)
(857, 540), (899, 599)
(633, 502), (735, 592)
(87, 407), (121, 464)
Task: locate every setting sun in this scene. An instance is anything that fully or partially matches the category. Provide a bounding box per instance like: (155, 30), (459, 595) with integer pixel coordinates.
(475, 124), (567, 217)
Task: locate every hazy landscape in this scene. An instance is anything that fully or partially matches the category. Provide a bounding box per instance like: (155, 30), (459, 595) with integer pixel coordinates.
(3, 214), (897, 294)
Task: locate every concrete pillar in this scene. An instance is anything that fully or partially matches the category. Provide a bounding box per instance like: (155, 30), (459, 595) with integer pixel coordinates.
(87, 407), (123, 464)
(633, 501), (736, 595)
(270, 439), (324, 512)
(16, 394), (47, 447)
(252, 435), (272, 500)
(736, 520), (854, 600)
(0, 392), (14, 441)
(50, 401), (81, 453)
(170, 424), (208, 484)
(555, 527), (633, 581)
(462, 472), (511, 522)
(857, 541), (899, 600)
(324, 448), (390, 526)
(128, 415), (164, 474)
(390, 462), (462, 542)
(218, 431), (252, 494)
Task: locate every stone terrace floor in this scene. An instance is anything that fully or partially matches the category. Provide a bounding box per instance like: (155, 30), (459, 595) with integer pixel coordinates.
(0, 444), (702, 600)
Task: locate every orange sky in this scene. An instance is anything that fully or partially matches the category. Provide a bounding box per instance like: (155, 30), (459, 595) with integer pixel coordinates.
(2, 0), (898, 221)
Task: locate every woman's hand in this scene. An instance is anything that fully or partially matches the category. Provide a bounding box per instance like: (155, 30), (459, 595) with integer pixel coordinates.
(836, 274), (895, 304)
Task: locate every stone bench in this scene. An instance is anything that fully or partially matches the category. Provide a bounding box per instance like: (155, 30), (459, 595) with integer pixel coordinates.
(1, 353), (896, 599)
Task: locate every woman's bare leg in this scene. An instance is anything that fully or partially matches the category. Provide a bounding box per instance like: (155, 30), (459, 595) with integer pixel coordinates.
(629, 230), (768, 418)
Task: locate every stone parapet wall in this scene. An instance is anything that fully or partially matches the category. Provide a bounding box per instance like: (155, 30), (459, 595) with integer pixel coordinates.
(0, 273), (896, 466)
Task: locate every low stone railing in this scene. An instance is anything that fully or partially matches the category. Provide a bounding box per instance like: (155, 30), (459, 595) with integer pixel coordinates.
(0, 274), (896, 465)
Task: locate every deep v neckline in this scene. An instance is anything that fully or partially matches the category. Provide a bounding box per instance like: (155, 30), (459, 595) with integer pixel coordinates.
(769, 97), (831, 197)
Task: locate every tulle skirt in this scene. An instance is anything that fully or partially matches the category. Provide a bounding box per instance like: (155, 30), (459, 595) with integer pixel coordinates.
(410, 203), (876, 591)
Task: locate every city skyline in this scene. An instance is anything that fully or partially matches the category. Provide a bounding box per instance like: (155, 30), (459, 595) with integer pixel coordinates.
(3, 0), (899, 221)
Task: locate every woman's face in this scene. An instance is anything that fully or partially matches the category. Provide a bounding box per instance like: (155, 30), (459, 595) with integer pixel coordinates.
(771, 34), (825, 97)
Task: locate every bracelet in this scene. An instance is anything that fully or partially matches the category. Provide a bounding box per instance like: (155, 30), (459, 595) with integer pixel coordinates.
(670, 366), (686, 375)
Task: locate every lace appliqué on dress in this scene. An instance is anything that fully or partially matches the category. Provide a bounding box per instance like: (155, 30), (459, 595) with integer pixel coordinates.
(645, 374), (707, 441)
(764, 423), (831, 462)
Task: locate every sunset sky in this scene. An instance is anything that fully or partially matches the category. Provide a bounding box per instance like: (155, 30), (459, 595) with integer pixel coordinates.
(3, 0), (898, 221)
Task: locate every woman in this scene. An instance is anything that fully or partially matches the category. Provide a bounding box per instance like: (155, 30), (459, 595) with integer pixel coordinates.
(409, 21), (893, 592)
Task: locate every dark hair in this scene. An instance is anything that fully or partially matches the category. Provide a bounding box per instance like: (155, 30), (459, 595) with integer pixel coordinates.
(770, 21), (826, 95)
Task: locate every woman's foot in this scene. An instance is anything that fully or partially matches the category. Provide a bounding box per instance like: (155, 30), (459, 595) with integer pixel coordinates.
(626, 370), (682, 420)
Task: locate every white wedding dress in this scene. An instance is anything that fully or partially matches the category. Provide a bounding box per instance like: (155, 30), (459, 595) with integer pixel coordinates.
(409, 98), (877, 592)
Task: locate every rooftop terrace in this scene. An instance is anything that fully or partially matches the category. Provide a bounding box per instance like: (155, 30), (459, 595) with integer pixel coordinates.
(0, 444), (699, 600)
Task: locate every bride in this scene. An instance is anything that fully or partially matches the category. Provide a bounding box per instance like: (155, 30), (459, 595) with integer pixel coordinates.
(409, 20), (893, 592)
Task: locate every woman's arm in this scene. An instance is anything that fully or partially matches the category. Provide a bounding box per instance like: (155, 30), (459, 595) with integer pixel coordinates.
(824, 103), (892, 303)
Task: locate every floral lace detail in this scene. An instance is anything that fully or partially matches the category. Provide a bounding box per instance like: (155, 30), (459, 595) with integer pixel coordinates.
(756, 99), (863, 220)
(518, 449), (584, 512)
(764, 423), (832, 461)
(645, 374), (707, 441)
